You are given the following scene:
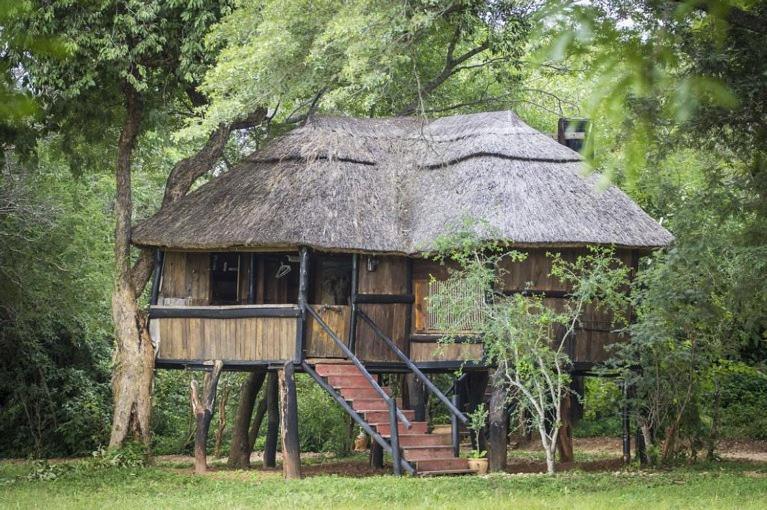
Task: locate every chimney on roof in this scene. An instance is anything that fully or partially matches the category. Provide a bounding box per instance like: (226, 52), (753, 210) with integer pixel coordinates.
(557, 117), (589, 154)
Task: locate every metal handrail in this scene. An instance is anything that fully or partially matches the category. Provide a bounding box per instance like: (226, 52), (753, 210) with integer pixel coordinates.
(302, 362), (414, 475)
(357, 309), (469, 425)
(304, 304), (412, 429)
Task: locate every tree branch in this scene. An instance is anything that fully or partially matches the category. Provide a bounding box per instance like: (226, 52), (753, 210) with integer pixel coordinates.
(399, 41), (490, 116)
(129, 107), (267, 292)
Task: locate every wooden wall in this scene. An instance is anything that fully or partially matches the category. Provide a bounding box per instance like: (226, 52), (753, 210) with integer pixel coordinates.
(412, 249), (637, 365)
(305, 305), (350, 358)
(160, 252), (211, 305)
(410, 342), (483, 363)
(154, 313), (297, 361)
(355, 255), (410, 362)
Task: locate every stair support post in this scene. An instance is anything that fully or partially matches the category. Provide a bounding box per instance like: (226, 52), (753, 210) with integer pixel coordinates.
(451, 393), (460, 457)
(295, 246), (309, 362)
(389, 398), (402, 476)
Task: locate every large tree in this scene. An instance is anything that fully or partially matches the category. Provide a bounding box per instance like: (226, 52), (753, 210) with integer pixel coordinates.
(6, 0), (269, 448)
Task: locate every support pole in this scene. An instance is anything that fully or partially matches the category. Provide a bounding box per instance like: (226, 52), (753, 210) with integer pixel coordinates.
(622, 381), (631, 464)
(488, 371), (509, 472)
(249, 395), (268, 450)
(406, 373), (427, 422)
(227, 371), (266, 469)
(295, 247), (309, 362)
(190, 360), (223, 474)
(247, 253), (256, 304)
(149, 250), (164, 305)
(263, 371), (279, 468)
(369, 441), (384, 469)
(389, 399), (402, 476)
(556, 392), (575, 463)
(451, 392), (461, 457)
(279, 362), (302, 479)
(466, 371), (489, 452)
(348, 253), (358, 351)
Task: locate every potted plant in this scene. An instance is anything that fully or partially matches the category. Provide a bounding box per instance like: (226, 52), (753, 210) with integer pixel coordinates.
(466, 404), (488, 474)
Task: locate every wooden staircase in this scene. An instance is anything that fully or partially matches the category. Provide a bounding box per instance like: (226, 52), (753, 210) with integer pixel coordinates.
(312, 362), (474, 476)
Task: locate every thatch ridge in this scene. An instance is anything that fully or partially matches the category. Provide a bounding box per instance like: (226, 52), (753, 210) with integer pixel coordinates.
(132, 110), (673, 253)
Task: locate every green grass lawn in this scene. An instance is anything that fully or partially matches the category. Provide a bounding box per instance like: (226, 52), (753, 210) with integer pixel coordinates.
(1, 458), (766, 510)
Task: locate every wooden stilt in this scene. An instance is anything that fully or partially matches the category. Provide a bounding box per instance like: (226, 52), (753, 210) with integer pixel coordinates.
(488, 372), (509, 472)
(466, 371), (489, 452)
(279, 362), (302, 479)
(190, 360), (223, 474)
(263, 371), (279, 468)
(249, 395), (268, 449)
(228, 371), (266, 469)
(369, 441), (384, 469)
(556, 392), (575, 463)
(622, 382), (631, 464)
(405, 373), (427, 422)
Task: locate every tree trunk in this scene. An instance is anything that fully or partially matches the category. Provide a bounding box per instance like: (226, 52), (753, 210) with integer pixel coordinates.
(228, 371), (266, 468)
(538, 425), (556, 475)
(109, 85), (155, 449)
(249, 396), (268, 449)
(488, 371), (509, 472)
(108, 94), (265, 450)
(556, 393), (574, 463)
(279, 362), (301, 479)
(263, 371), (279, 468)
(190, 361), (224, 474)
(544, 446), (556, 475)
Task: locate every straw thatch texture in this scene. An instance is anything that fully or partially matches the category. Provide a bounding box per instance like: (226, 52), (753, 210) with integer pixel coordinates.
(132, 110), (673, 253)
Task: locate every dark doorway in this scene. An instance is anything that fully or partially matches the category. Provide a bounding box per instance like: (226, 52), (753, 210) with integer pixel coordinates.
(210, 253), (240, 305)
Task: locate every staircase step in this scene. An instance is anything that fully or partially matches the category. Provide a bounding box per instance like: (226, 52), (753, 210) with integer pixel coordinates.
(363, 409), (414, 423)
(339, 387), (391, 400)
(402, 445), (455, 461)
(397, 433), (451, 447)
(350, 398), (388, 411)
(327, 375), (370, 387)
(376, 421), (428, 436)
(414, 457), (470, 473)
(314, 364), (363, 377)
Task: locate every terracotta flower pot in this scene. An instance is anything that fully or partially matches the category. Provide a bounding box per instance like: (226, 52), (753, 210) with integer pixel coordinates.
(467, 457), (488, 474)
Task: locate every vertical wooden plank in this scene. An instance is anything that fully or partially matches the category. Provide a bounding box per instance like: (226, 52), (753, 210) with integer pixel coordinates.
(187, 253), (211, 305)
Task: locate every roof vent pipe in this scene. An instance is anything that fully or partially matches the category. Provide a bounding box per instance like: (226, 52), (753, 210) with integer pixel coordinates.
(557, 117), (589, 155)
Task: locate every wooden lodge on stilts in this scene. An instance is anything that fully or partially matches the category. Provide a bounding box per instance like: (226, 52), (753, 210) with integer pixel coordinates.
(131, 111), (673, 476)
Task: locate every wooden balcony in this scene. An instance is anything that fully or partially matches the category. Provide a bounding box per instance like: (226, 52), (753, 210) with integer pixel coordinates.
(150, 304), (357, 365)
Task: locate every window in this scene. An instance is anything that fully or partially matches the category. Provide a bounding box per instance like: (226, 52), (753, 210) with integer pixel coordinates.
(210, 253), (240, 305)
(424, 279), (485, 333)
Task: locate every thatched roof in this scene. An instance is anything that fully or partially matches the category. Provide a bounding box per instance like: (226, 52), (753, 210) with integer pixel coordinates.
(132, 111), (673, 253)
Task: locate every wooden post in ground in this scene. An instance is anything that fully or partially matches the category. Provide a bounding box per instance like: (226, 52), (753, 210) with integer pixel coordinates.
(487, 372), (509, 472)
(228, 371), (266, 469)
(249, 395), (268, 449)
(263, 371), (279, 468)
(405, 373), (427, 422)
(279, 362), (301, 479)
(466, 371), (489, 452)
(622, 381), (631, 464)
(190, 360), (224, 474)
(369, 441), (384, 469)
(556, 392), (575, 463)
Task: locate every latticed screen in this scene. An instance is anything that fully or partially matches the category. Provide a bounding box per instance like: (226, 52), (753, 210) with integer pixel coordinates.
(425, 279), (485, 333)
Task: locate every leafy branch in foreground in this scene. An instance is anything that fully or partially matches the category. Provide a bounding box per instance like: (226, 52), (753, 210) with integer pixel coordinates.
(428, 226), (630, 474)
